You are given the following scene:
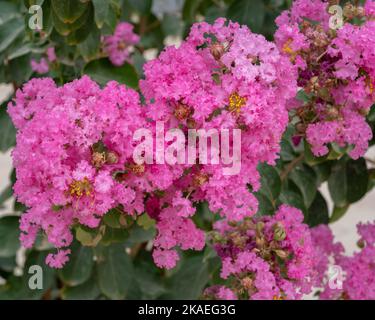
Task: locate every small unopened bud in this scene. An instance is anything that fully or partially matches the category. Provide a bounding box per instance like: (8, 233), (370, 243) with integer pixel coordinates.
(92, 152), (106, 169)
(174, 103), (191, 121)
(256, 236), (266, 248)
(357, 239), (365, 249)
(274, 226), (286, 242)
(128, 163), (145, 176)
(210, 43), (225, 60)
(106, 151), (119, 164)
(241, 277), (253, 290)
(193, 172), (209, 187)
(343, 3), (355, 19)
(326, 105), (340, 120)
(355, 7), (365, 17)
(274, 249), (289, 260)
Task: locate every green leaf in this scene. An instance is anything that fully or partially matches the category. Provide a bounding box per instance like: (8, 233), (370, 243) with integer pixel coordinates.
(101, 227), (129, 245)
(96, 243), (134, 300)
(61, 275), (100, 299)
(0, 256), (16, 272)
(0, 17), (24, 53)
(124, 225), (156, 247)
(0, 1), (19, 25)
(227, 0), (265, 33)
(257, 163), (281, 206)
(305, 191), (329, 227)
(58, 241), (94, 286)
(92, 0), (109, 28)
(137, 213), (155, 230)
(51, 0), (88, 23)
(0, 216), (20, 258)
(83, 58), (139, 88)
(290, 165), (318, 208)
(255, 193), (274, 216)
(77, 24), (101, 62)
(164, 255), (209, 299)
(0, 102), (16, 153)
(76, 225), (104, 247)
(182, 0), (202, 24)
(0, 185), (13, 208)
(128, 0), (152, 14)
(279, 182), (306, 213)
(330, 205), (350, 223)
(328, 157), (369, 207)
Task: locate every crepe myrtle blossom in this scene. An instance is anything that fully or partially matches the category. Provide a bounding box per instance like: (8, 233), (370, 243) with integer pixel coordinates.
(275, 0), (375, 159)
(30, 47), (56, 74)
(311, 221), (375, 300)
(206, 205), (317, 300)
(9, 17), (298, 271)
(102, 22), (140, 66)
(140, 17), (297, 227)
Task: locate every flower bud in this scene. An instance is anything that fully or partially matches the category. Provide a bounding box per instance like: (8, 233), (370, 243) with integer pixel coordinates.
(273, 226), (286, 241)
(210, 43), (225, 60)
(92, 152), (106, 169)
(106, 151), (119, 164)
(274, 249), (289, 260)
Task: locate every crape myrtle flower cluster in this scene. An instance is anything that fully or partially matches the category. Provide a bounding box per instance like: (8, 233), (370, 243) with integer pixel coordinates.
(275, 0), (375, 159)
(141, 18), (297, 268)
(311, 221), (375, 300)
(204, 205), (317, 300)
(102, 22), (140, 66)
(8, 18), (296, 269)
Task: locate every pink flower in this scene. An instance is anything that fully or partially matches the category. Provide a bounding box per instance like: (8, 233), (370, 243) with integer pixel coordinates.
(103, 22), (139, 66)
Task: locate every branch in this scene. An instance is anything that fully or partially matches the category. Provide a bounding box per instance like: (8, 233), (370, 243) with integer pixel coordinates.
(280, 153), (305, 181)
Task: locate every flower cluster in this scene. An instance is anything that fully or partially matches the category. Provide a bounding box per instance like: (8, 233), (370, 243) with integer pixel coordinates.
(311, 221), (375, 300)
(140, 18), (297, 268)
(30, 47), (56, 75)
(9, 18), (296, 269)
(102, 22), (140, 66)
(275, 0), (375, 159)
(8, 76), (147, 267)
(205, 205), (317, 300)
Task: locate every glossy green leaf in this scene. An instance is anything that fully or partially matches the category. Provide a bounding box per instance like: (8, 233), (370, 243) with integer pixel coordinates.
(227, 0), (265, 33)
(305, 191), (329, 227)
(58, 241), (94, 286)
(96, 243), (134, 300)
(0, 216), (20, 258)
(290, 165), (318, 208)
(328, 157), (369, 207)
(51, 0), (88, 23)
(83, 58), (139, 88)
(92, 0), (109, 28)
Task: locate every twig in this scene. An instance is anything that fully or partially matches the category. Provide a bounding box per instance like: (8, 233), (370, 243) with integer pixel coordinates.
(280, 154), (305, 181)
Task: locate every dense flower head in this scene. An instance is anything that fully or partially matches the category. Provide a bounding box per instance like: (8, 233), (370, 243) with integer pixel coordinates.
(103, 22), (140, 66)
(208, 205), (317, 300)
(141, 17), (296, 225)
(8, 76), (147, 267)
(311, 221), (375, 300)
(275, 0), (375, 159)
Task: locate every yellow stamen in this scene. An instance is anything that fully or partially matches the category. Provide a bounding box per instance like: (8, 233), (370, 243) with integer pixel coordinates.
(282, 39), (298, 63)
(228, 92), (247, 114)
(69, 177), (92, 198)
(273, 295), (284, 300)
